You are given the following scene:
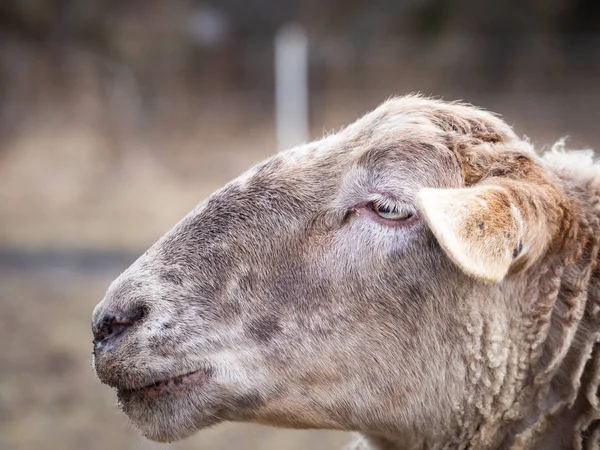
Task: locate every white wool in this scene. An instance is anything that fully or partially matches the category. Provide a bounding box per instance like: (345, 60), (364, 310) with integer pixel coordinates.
(542, 138), (600, 190)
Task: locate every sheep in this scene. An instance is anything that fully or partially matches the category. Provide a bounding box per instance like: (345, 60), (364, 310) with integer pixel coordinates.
(92, 95), (600, 449)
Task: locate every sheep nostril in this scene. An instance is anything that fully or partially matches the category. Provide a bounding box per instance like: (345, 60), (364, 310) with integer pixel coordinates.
(92, 307), (146, 345)
(104, 323), (129, 341)
(93, 319), (132, 344)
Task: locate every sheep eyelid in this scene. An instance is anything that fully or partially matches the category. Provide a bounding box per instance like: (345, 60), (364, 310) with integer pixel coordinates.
(342, 196), (418, 227)
(369, 198), (415, 221)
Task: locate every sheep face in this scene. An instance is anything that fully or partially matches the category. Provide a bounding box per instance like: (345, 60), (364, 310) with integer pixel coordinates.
(92, 96), (560, 445)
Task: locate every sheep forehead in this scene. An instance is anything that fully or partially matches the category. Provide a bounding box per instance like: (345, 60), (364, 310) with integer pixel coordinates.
(128, 101), (479, 302)
(149, 100), (462, 270)
(156, 96), (519, 287)
(255, 96), (464, 176)
(123, 99), (488, 302)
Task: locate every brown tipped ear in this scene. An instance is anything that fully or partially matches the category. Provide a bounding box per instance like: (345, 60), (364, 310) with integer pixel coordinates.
(417, 181), (558, 283)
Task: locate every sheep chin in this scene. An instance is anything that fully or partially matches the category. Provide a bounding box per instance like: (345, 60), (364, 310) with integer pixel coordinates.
(114, 367), (228, 443)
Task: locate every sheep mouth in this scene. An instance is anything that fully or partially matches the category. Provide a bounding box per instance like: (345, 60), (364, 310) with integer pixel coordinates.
(118, 368), (212, 399)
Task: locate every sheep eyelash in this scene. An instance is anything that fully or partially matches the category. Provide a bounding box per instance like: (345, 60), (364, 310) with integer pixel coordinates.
(368, 196), (416, 220)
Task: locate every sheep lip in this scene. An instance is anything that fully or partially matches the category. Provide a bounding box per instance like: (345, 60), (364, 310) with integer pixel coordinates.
(119, 368), (211, 398)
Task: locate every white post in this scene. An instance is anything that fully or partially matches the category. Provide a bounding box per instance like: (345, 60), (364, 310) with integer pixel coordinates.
(275, 23), (309, 152)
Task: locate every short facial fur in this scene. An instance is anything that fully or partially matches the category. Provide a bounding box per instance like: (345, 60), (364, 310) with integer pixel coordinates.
(92, 95), (600, 449)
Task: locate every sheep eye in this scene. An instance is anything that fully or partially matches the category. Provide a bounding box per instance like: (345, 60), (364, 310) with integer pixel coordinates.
(371, 200), (414, 221)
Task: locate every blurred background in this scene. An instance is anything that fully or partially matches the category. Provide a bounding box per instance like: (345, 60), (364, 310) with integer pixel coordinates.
(1, 0), (599, 449)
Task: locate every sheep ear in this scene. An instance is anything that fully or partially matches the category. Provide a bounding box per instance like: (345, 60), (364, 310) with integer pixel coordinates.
(417, 185), (528, 283)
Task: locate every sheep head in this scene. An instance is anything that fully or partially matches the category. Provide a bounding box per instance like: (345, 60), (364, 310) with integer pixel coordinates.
(91, 95), (582, 449)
